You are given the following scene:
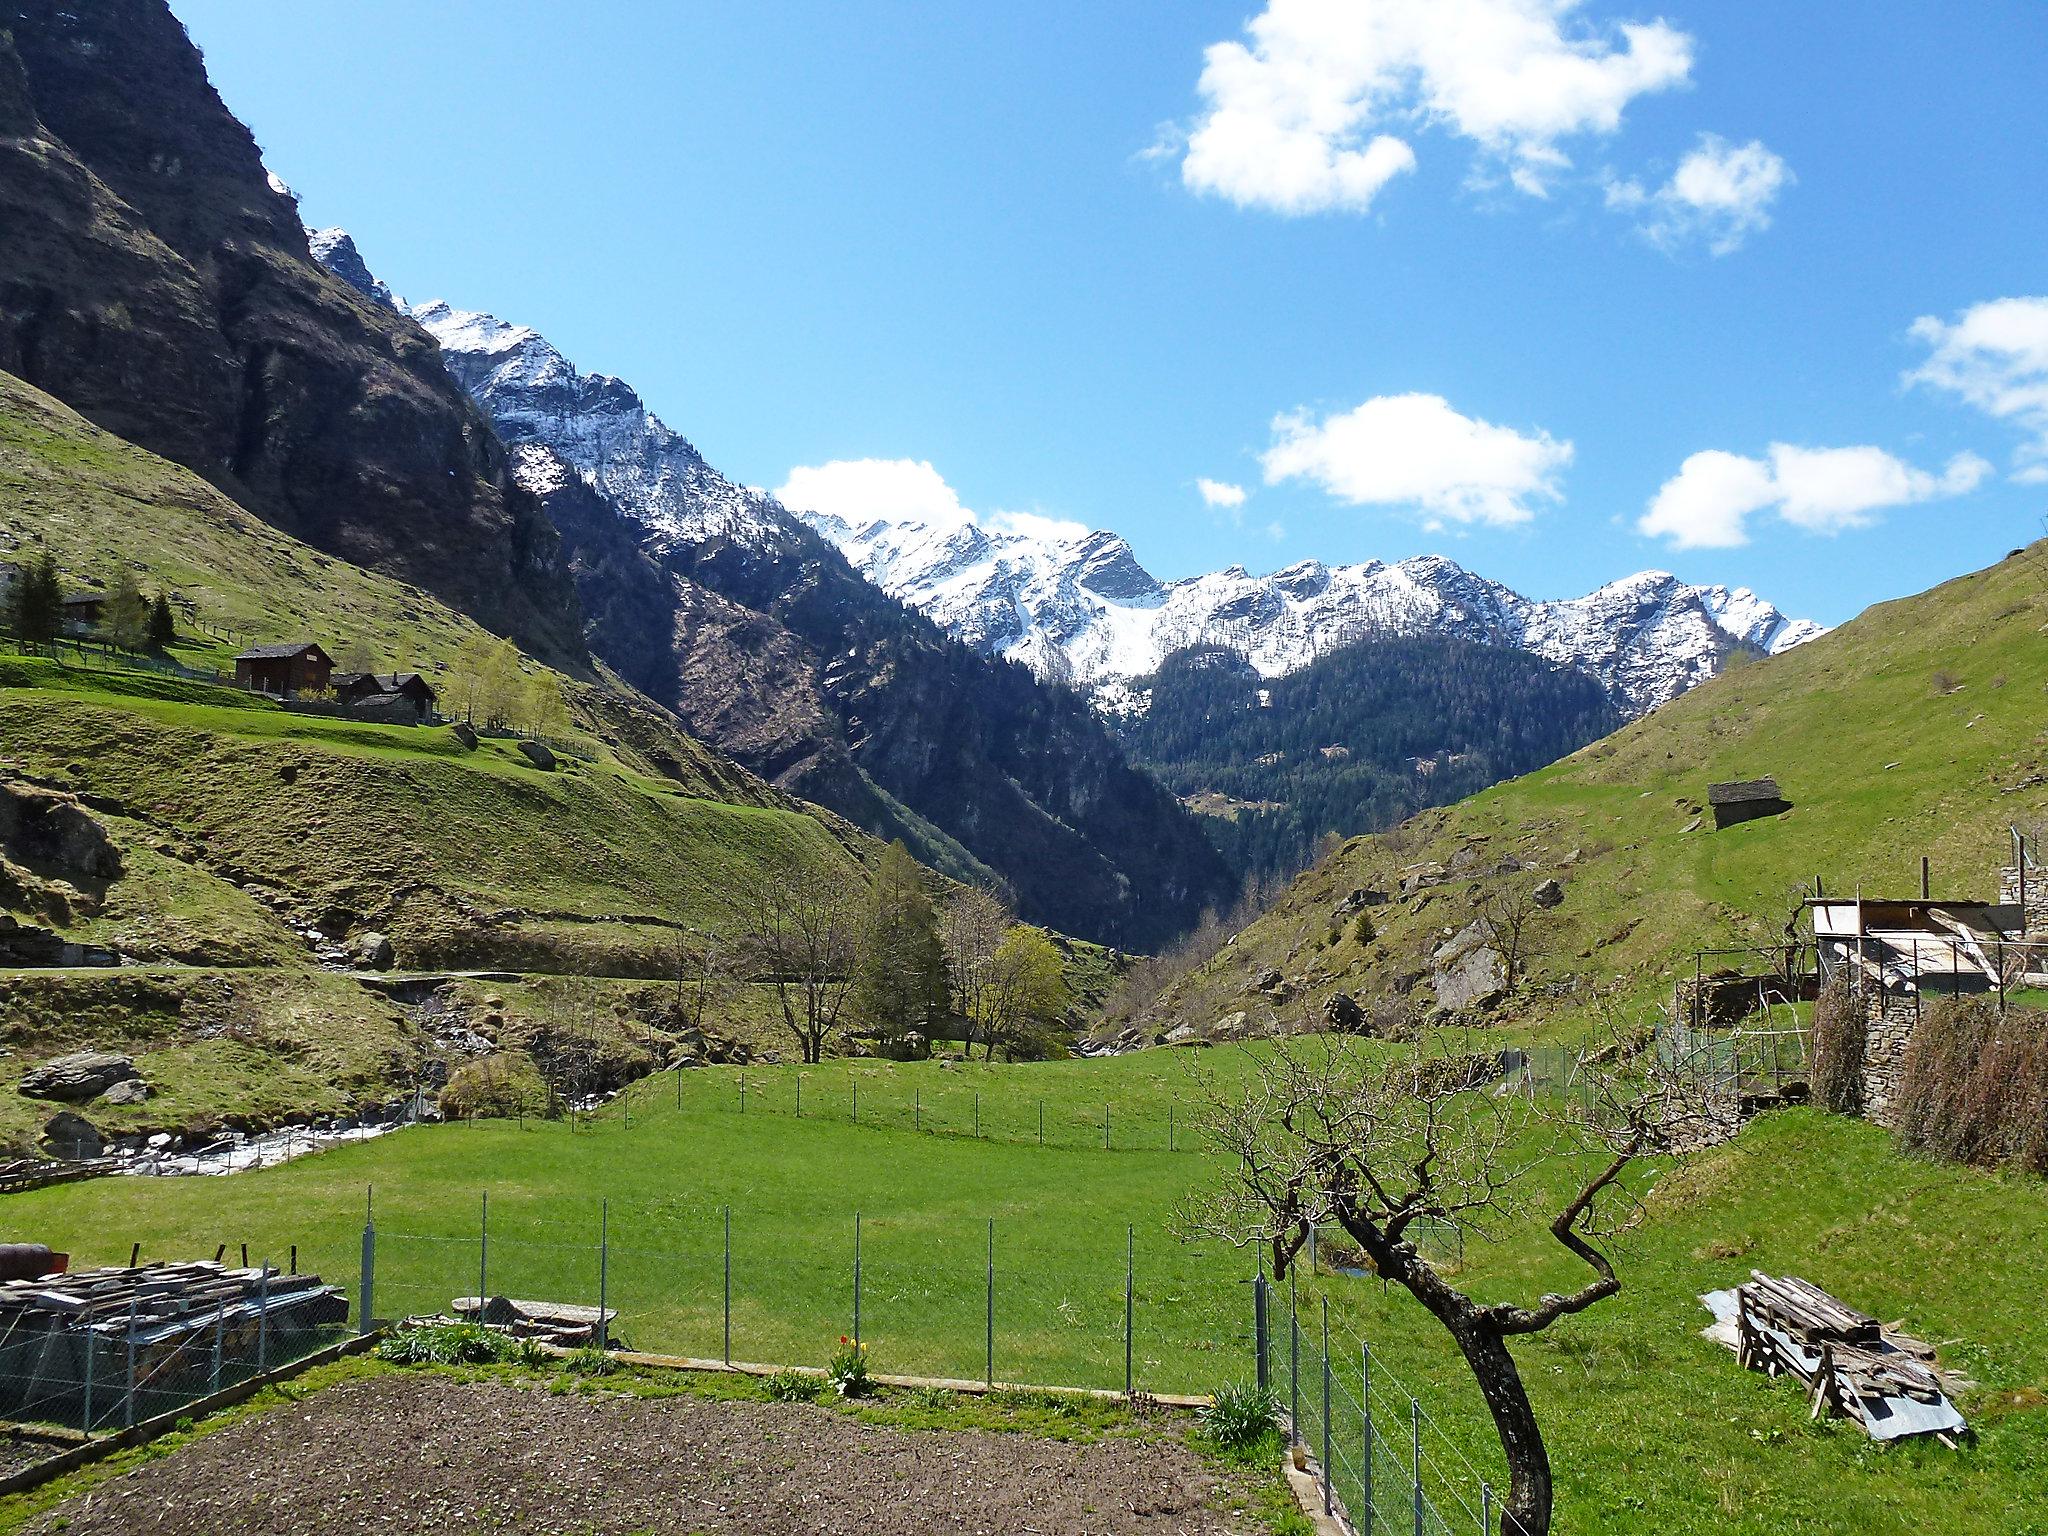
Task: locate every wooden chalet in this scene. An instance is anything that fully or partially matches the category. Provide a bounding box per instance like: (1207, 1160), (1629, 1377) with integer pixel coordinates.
(234, 641), (332, 696)
(332, 670), (437, 723)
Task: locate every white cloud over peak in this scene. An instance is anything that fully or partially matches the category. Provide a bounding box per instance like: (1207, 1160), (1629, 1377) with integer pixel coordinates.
(1640, 444), (1989, 549)
(775, 458), (972, 532)
(1608, 134), (1792, 255)
(1260, 392), (1572, 527)
(776, 458), (1091, 546)
(1197, 478), (1249, 509)
(1177, 0), (1693, 215)
(1906, 297), (2048, 482)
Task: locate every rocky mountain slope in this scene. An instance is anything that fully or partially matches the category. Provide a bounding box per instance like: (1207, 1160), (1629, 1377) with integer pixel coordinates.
(311, 234), (1237, 950)
(1126, 540), (2048, 1047)
(799, 510), (1823, 716)
(0, 1), (584, 665)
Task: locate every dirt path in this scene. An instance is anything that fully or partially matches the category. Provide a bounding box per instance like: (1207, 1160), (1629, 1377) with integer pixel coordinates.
(23, 1374), (1270, 1536)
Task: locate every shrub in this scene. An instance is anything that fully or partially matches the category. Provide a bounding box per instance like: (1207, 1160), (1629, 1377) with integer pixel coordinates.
(827, 1337), (872, 1398)
(1351, 912), (1375, 946)
(765, 1368), (819, 1402)
(1894, 997), (2048, 1174)
(1809, 976), (1864, 1114)
(438, 1051), (549, 1120)
(563, 1345), (617, 1376)
(1201, 1380), (1283, 1452)
(377, 1321), (516, 1366)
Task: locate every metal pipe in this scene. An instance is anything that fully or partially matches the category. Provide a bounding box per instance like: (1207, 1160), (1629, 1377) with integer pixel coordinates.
(985, 1218), (995, 1387)
(853, 1210), (862, 1346)
(1321, 1298), (1332, 1516)
(1411, 1398), (1423, 1536)
(723, 1204), (732, 1366)
(1123, 1225), (1134, 1395)
(1362, 1341), (1373, 1528)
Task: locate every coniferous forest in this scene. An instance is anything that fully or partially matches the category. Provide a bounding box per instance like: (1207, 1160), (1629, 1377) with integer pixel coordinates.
(1116, 636), (1623, 881)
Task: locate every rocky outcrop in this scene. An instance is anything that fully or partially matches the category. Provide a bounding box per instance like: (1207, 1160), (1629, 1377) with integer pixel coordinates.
(0, 3), (585, 665)
(1431, 922), (1507, 1014)
(20, 1050), (142, 1102)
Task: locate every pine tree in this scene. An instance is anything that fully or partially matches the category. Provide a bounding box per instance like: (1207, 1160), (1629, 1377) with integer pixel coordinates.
(851, 842), (949, 1047)
(7, 551), (63, 644)
(145, 593), (177, 652)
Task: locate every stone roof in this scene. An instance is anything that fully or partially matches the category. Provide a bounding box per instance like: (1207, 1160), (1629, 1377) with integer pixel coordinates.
(236, 641), (328, 661)
(1708, 777), (1784, 805)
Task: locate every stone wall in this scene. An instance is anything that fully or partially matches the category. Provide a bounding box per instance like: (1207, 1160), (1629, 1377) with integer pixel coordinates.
(1997, 862), (2048, 937)
(1854, 991), (1920, 1127)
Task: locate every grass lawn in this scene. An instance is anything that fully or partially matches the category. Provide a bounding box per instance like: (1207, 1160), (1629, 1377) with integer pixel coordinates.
(7, 1049), (2045, 1534)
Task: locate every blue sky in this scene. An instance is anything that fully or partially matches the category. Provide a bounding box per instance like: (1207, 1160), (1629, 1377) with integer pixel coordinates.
(173, 0), (2048, 624)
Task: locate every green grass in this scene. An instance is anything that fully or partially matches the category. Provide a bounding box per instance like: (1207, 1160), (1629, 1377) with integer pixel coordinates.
(6, 1049), (2045, 1533)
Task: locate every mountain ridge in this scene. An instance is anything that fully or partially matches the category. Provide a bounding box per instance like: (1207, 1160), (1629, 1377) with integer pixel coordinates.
(312, 231), (1240, 950)
(796, 509), (1825, 716)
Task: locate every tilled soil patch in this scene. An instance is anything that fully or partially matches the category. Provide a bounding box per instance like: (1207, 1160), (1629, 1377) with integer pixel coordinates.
(22, 1372), (1269, 1535)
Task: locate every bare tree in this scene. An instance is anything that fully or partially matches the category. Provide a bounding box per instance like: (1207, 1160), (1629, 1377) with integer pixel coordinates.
(1476, 880), (1548, 991)
(942, 885), (1011, 1055)
(670, 926), (740, 1040)
(730, 869), (857, 1065)
(1185, 1022), (1704, 1536)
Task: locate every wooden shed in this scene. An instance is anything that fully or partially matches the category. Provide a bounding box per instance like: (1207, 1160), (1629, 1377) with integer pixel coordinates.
(1708, 777), (1792, 829)
(234, 642), (332, 697)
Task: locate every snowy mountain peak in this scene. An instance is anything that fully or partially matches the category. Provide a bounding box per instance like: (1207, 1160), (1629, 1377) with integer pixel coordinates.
(797, 510), (1824, 715)
(307, 227), (393, 307)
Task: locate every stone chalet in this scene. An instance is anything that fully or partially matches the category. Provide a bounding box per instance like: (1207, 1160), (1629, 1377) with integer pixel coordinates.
(234, 641), (332, 696)
(1708, 777), (1792, 830)
(333, 671), (437, 723)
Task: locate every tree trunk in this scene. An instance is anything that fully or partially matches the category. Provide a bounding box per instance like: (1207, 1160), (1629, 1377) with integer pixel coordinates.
(1351, 1231), (1554, 1536)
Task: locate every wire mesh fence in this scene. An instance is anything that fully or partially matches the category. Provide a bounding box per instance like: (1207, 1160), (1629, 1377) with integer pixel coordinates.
(1266, 1280), (1522, 1536)
(0, 1268), (350, 1436)
(367, 1201), (1245, 1396)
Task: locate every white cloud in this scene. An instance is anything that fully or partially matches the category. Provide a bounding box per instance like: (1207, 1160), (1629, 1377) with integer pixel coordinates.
(776, 459), (1092, 546)
(1177, 0), (1693, 215)
(1640, 444), (1989, 549)
(1615, 134), (1792, 255)
(1260, 392), (1571, 527)
(1906, 297), (2048, 481)
(988, 509), (1090, 543)
(1197, 478), (1249, 509)
(774, 458), (973, 532)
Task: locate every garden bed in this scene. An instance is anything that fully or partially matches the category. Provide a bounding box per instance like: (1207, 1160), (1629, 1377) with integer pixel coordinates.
(12, 1370), (1286, 1535)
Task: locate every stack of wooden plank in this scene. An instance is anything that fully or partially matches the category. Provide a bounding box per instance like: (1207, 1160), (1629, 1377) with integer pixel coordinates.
(1712, 1271), (1966, 1445)
(450, 1295), (613, 1346)
(0, 1261), (349, 1426)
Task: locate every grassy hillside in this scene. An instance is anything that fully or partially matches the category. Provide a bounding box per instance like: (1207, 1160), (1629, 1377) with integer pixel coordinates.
(1143, 542), (2048, 1041)
(7, 1051), (2044, 1534)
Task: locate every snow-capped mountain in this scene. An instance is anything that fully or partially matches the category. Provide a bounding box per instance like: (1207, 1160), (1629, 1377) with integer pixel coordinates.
(796, 511), (1824, 716)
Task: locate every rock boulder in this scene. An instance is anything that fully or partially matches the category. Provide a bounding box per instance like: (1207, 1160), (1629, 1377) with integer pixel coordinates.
(20, 1051), (141, 1103)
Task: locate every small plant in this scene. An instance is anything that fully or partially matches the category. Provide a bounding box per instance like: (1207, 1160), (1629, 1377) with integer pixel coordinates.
(1201, 1380), (1283, 1453)
(509, 1336), (553, 1369)
(765, 1368), (819, 1403)
(376, 1321), (517, 1366)
(827, 1336), (872, 1398)
(904, 1384), (955, 1412)
(563, 1344), (617, 1376)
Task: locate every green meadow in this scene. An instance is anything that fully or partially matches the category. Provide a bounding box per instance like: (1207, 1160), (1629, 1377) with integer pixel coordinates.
(8, 1050), (2046, 1534)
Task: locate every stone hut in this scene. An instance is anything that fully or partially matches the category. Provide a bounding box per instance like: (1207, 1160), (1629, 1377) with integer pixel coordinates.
(1708, 777), (1792, 829)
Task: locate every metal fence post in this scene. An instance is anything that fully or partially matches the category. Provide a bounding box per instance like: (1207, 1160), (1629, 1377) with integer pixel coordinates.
(1123, 1225), (1134, 1395)
(1104, 1103), (1111, 1151)
(722, 1205), (732, 1366)
(915, 1087), (921, 1132)
(1321, 1298), (1332, 1516)
(598, 1201), (611, 1349)
(853, 1211), (862, 1347)
(851, 1077), (857, 1125)
(796, 1076), (803, 1119)
(123, 1299), (137, 1429)
(479, 1191), (489, 1311)
(1037, 1100), (1044, 1145)
(1362, 1341), (1373, 1532)
(974, 1092), (981, 1139)
(1168, 1101), (1175, 1152)
(739, 1073), (746, 1115)
(1483, 1482), (1493, 1536)
(1411, 1398), (1424, 1536)
(1253, 1273), (1269, 1394)
(257, 1264), (269, 1375)
(210, 1305), (223, 1395)
(359, 1207), (376, 1336)
(80, 1317), (93, 1433)
(985, 1218), (995, 1387)
(1289, 1273), (1300, 1446)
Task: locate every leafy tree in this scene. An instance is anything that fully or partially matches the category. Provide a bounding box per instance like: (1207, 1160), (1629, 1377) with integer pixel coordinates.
(523, 670), (572, 739)
(5, 550), (62, 644)
(101, 565), (149, 651)
(850, 842), (948, 1046)
(978, 925), (1070, 1059)
(941, 885), (1011, 1054)
(145, 592), (178, 652)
